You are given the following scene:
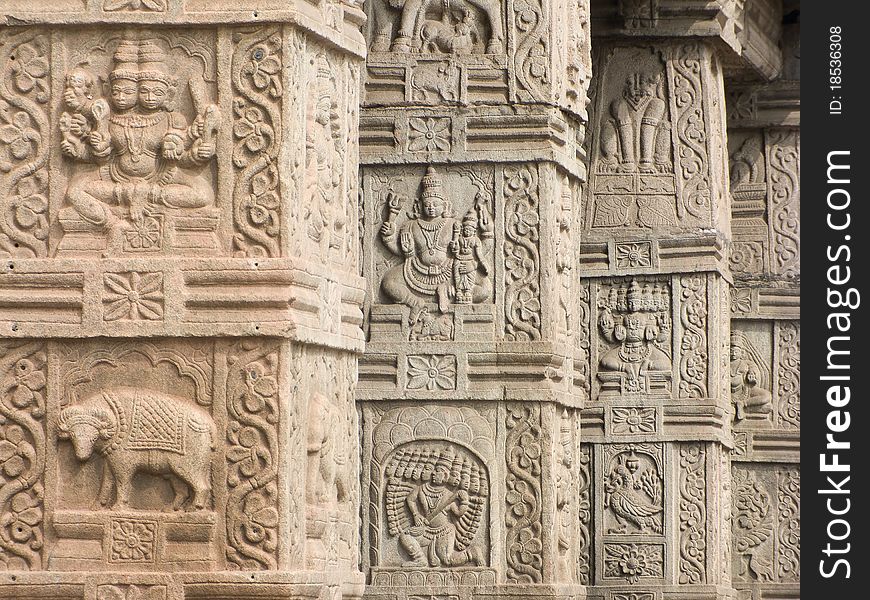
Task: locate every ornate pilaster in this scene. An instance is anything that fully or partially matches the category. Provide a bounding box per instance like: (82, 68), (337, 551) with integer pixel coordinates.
(579, 3), (795, 599)
(0, 2), (366, 600)
(359, 1), (592, 599)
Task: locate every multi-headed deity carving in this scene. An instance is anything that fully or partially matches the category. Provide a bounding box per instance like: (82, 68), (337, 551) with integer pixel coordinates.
(58, 388), (216, 510)
(384, 443), (488, 568)
(729, 332), (772, 423)
(379, 167), (494, 326)
(58, 38), (220, 255)
(369, 0), (505, 55)
(597, 280), (672, 396)
(604, 446), (663, 535)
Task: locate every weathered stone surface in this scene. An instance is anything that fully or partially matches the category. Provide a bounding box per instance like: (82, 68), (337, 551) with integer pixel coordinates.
(0, 2), (799, 600)
(0, 2), (367, 599)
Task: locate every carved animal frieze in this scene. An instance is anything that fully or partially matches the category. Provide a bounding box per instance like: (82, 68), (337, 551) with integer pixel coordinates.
(57, 388), (216, 511)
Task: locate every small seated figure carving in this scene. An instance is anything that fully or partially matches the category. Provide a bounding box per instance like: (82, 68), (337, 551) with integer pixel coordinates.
(451, 200), (493, 304)
(730, 333), (773, 421)
(58, 387), (216, 511)
(600, 71), (672, 174)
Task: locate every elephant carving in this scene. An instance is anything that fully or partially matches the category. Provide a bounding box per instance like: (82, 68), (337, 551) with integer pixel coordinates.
(307, 391), (351, 508)
(370, 0), (505, 55)
(58, 387), (216, 511)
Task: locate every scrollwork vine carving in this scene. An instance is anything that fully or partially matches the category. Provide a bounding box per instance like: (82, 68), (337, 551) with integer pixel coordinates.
(505, 403), (543, 583)
(232, 29), (283, 258)
(226, 340), (281, 570)
(0, 32), (50, 258)
(0, 342), (46, 570)
(504, 165), (541, 341)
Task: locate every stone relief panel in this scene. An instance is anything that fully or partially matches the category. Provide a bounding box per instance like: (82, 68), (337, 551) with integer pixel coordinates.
(365, 165), (499, 341)
(730, 325), (773, 425)
(728, 128), (800, 279)
(298, 349), (359, 571)
(365, 404), (497, 586)
(49, 339), (222, 572)
(728, 131), (768, 276)
(603, 444), (663, 536)
(363, 1), (591, 113)
(54, 32), (221, 258)
(595, 443), (666, 586)
(728, 320), (799, 435)
(585, 44), (721, 232)
(593, 278), (672, 399)
(731, 464), (800, 585)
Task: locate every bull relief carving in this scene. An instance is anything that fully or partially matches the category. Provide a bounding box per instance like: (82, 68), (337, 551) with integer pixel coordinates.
(57, 388), (216, 510)
(57, 38), (220, 256)
(597, 279), (672, 396)
(379, 167), (494, 329)
(370, 0), (505, 55)
(384, 443), (488, 568)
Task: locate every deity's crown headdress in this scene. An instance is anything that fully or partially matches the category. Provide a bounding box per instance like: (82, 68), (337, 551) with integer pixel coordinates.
(110, 39), (177, 86)
(421, 167), (444, 200)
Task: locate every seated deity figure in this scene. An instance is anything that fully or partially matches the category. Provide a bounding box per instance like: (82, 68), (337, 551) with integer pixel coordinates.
(598, 281), (671, 393)
(599, 70), (671, 174)
(59, 68), (110, 161)
(730, 334), (773, 421)
(61, 40), (218, 233)
(380, 167), (491, 324)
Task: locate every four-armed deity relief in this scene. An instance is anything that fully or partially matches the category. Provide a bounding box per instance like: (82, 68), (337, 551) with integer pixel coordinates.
(730, 332), (773, 422)
(597, 280), (672, 396)
(57, 387), (216, 511)
(384, 443), (488, 568)
(379, 167), (493, 326)
(369, 0), (505, 55)
(57, 38), (220, 254)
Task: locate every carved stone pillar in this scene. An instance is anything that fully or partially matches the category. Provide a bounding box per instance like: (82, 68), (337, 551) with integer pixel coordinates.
(0, 2), (365, 600)
(359, 1), (591, 599)
(579, 2), (792, 599)
(726, 14), (800, 600)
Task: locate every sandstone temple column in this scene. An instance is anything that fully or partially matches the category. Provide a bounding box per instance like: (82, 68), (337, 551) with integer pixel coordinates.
(577, 1), (795, 599)
(0, 2), (366, 600)
(358, 2), (592, 599)
(726, 9), (800, 598)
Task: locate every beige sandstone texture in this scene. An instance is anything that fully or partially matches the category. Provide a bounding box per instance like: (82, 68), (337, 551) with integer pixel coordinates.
(0, 1), (799, 600)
